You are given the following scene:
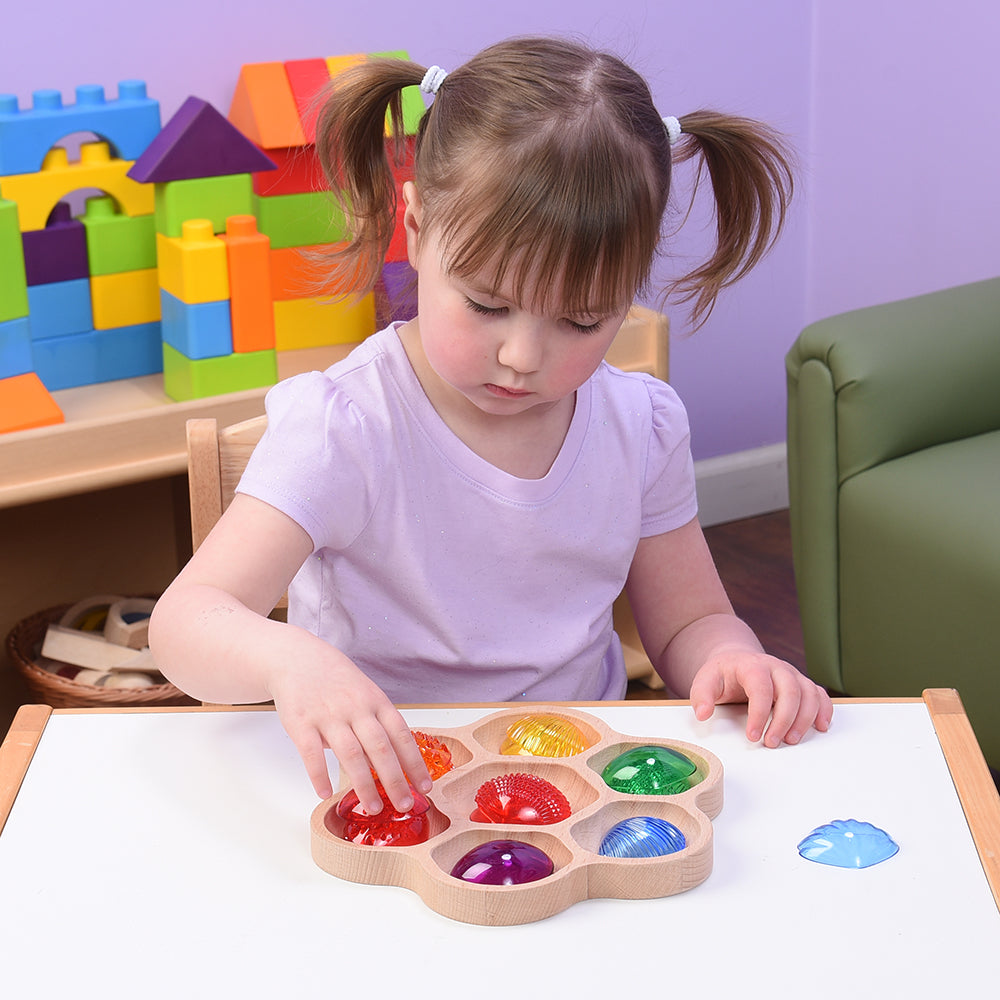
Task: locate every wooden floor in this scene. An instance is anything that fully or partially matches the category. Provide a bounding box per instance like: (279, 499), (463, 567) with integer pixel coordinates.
(627, 509), (803, 699)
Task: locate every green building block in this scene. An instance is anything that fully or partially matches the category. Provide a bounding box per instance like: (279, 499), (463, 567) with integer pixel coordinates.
(154, 174), (255, 237)
(162, 342), (277, 400)
(371, 50), (426, 134)
(1, 199), (29, 324)
(254, 190), (346, 250)
(80, 195), (157, 276)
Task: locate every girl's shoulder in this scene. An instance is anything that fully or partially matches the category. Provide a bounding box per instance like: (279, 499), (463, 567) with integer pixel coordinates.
(592, 362), (691, 434)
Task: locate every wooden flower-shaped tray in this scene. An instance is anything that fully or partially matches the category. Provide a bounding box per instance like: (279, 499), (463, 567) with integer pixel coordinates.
(311, 707), (723, 925)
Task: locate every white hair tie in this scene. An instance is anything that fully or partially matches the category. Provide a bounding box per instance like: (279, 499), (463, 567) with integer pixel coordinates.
(662, 115), (682, 146)
(420, 66), (449, 96)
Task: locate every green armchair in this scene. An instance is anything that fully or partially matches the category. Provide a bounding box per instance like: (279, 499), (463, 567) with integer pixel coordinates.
(786, 278), (1000, 769)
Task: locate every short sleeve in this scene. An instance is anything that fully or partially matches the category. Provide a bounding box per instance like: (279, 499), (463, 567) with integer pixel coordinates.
(638, 377), (699, 536)
(236, 371), (384, 552)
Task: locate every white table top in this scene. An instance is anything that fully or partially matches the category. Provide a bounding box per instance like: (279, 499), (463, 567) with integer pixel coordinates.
(1, 698), (997, 998)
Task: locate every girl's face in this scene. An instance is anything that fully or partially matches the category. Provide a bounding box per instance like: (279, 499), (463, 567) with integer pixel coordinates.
(402, 184), (629, 423)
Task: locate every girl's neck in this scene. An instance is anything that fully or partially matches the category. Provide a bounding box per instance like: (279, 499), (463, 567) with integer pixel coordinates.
(397, 320), (575, 480)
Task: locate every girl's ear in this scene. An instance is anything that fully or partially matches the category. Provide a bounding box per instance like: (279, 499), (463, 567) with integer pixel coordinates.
(401, 181), (422, 269)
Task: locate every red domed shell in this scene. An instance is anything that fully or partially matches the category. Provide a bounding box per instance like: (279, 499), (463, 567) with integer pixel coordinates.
(472, 772), (571, 825)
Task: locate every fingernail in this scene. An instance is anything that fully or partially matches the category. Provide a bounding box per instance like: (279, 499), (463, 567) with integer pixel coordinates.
(397, 796), (414, 812)
(786, 730), (801, 745)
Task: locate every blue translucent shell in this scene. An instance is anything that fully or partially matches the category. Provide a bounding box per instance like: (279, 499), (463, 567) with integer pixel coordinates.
(797, 819), (899, 869)
(598, 816), (687, 858)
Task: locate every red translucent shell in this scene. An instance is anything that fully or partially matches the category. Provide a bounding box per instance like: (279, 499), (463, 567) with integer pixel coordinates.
(471, 772), (572, 825)
(331, 786), (431, 847)
(412, 730), (453, 780)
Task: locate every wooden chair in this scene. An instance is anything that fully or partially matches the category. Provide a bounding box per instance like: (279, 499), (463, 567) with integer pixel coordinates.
(185, 305), (670, 683)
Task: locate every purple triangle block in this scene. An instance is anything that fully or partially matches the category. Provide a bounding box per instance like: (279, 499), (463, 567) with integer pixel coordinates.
(128, 96), (275, 182)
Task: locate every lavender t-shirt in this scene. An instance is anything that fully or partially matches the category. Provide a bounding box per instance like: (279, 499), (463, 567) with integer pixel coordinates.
(237, 325), (697, 704)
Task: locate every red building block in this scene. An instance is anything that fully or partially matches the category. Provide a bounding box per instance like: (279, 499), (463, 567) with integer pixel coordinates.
(251, 145), (326, 197)
(284, 58), (331, 145)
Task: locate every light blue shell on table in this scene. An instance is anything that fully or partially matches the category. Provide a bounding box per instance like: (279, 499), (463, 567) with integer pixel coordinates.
(797, 819), (899, 869)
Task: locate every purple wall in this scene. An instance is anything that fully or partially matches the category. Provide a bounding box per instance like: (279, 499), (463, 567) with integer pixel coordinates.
(3, 1), (995, 459)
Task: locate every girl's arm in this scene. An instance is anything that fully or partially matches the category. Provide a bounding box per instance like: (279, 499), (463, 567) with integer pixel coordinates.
(148, 493), (431, 813)
(625, 517), (832, 746)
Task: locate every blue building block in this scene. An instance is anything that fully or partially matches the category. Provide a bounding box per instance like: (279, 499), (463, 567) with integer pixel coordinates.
(0, 82), (161, 177)
(160, 289), (233, 359)
(32, 329), (99, 389)
(95, 321), (162, 381)
(26, 277), (93, 339)
(32, 321), (162, 390)
(0, 315), (33, 378)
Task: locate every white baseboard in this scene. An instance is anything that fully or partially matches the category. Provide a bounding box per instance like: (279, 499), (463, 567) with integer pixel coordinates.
(694, 442), (788, 527)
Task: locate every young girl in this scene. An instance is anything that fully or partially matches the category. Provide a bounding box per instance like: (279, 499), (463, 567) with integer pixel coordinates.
(149, 36), (832, 816)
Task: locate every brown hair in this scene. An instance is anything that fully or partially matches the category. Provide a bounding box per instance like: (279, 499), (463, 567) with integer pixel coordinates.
(314, 36), (793, 326)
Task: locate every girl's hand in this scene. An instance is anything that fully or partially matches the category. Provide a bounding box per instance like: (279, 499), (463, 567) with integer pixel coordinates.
(688, 649), (833, 747)
(265, 648), (433, 814)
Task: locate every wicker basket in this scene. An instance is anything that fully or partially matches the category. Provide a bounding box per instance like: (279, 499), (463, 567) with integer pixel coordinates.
(6, 603), (198, 709)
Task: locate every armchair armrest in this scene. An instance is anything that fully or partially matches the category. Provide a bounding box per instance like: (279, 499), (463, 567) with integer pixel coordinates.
(785, 277), (1000, 691)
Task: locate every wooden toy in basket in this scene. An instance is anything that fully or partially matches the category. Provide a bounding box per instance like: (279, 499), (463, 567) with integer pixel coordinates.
(311, 706), (723, 925)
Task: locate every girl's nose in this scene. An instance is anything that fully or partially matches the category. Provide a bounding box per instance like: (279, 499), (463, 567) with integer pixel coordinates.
(496, 323), (543, 374)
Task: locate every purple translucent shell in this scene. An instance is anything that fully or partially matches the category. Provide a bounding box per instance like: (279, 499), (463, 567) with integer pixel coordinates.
(450, 839), (554, 885)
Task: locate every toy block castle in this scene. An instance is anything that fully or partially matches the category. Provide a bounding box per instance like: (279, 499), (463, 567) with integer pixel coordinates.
(0, 53), (421, 435)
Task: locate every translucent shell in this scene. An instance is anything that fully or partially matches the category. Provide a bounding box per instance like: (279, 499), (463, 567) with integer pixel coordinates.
(797, 819), (899, 869)
(601, 745), (697, 795)
(500, 714), (591, 757)
(450, 839), (555, 885)
(472, 772), (572, 825)
(412, 730), (453, 780)
(332, 787), (431, 847)
(599, 816), (687, 858)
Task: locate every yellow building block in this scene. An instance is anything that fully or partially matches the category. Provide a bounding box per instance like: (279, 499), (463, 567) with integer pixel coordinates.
(273, 292), (375, 350)
(156, 219), (230, 304)
(90, 268), (160, 329)
(0, 143), (154, 232)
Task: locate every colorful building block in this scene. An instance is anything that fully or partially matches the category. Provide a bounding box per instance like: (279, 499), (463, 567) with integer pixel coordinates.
(160, 290), (232, 359)
(21, 202), (88, 285)
(251, 145), (326, 197)
(128, 96), (275, 183)
(162, 341), (276, 401)
(153, 173), (254, 237)
(370, 51), (426, 135)
(375, 260), (417, 327)
(90, 268), (160, 329)
(33, 321), (162, 390)
(269, 243), (336, 300)
(0, 197), (28, 323)
(0, 142), (154, 232)
(228, 62), (306, 150)
(156, 220), (230, 303)
(272, 292), (375, 350)
(26, 277), (93, 339)
(284, 58), (333, 145)
(0, 371), (63, 432)
(254, 189), (345, 250)
(0, 81), (160, 177)
(0, 315), (33, 378)
(80, 195), (156, 275)
(221, 215), (275, 352)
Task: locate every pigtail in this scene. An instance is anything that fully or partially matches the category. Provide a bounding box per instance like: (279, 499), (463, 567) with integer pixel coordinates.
(668, 111), (794, 327)
(313, 59), (424, 295)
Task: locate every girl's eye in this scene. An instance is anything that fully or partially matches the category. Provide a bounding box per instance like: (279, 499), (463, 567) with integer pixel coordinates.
(566, 319), (604, 335)
(465, 298), (507, 318)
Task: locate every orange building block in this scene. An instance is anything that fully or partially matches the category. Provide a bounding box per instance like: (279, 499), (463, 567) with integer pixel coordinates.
(270, 244), (334, 300)
(221, 216), (276, 353)
(228, 62), (306, 151)
(0, 372), (64, 432)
